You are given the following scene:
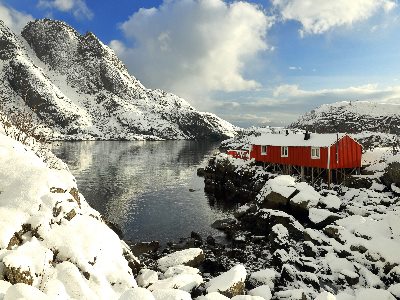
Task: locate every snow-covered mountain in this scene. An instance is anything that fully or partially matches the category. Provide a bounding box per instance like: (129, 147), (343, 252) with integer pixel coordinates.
(0, 19), (236, 141)
(290, 101), (400, 135)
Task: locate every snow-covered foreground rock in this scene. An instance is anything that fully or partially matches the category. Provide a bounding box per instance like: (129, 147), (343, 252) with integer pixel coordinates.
(0, 133), (142, 298)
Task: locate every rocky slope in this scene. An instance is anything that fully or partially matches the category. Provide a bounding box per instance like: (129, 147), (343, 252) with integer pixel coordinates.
(290, 101), (400, 135)
(0, 19), (236, 141)
(195, 153), (400, 299)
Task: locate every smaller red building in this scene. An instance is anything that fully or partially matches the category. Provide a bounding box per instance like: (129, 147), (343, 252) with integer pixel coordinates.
(249, 132), (362, 170)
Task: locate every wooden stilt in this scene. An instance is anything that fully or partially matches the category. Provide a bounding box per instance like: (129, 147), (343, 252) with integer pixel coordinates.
(343, 169), (346, 185)
(328, 169), (331, 189)
(311, 167), (314, 185)
(301, 166), (304, 181)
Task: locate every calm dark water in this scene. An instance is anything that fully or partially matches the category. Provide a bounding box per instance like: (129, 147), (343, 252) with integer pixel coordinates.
(51, 141), (234, 244)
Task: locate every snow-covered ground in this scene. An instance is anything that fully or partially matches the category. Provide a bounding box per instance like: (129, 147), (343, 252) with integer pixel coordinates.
(201, 152), (400, 299)
(0, 132), (142, 299)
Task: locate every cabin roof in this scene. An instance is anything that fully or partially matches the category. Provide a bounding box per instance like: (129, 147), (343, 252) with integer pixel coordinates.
(250, 133), (347, 147)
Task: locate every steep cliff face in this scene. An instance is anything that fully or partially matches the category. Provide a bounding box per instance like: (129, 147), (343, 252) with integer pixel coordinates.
(290, 101), (400, 135)
(0, 19), (236, 140)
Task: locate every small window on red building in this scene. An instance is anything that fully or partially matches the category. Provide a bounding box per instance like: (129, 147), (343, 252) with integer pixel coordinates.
(311, 147), (320, 159)
(261, 145), (267, 155)
(281, 146), (288, 157)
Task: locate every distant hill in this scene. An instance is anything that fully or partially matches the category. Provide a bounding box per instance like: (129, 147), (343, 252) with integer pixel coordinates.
(0, 19), (236, 140)
(290, 101), (400, 135)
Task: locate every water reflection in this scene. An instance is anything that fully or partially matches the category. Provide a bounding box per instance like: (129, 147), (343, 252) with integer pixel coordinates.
(51, 141), (233, 243)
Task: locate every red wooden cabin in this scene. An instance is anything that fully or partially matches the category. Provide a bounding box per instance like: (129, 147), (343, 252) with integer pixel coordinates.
(249, 132), (362, 169)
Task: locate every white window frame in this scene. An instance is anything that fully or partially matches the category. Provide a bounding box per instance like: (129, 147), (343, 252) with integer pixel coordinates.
(261, 145), (267, 155)
(281, 146), (288, 157)
(311, 147), (320, 159)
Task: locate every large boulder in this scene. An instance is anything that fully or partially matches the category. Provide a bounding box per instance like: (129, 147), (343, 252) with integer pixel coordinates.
(260, 191), (290, 210)
(289, 183), (320, 217)
(381, 162), (400, 187)
(254, 209), (304, 241)
(148, 273), (203, 293)
(249, 269), (278, 290)
(206, 265), (247, 298)
(157, 248), (205, 272)
(308, 208), (341, 229)
(344, 176), (373, 189)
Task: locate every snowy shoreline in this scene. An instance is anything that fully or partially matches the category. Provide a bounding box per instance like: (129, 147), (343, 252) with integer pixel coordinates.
(1, 128), (399, 299)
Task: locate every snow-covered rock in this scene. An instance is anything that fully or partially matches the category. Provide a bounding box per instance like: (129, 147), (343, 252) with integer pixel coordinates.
(231, 296), (266, 300)
(388, 283), (400, 298)
(0, 133), (138, 299)
(148, 273), (203, 293)
(248, 285), (272, 299)
(355, 288), (396, 300)
(151, 288), (192, 300)
(206, 265), (247, 298)
(3, 283), (50, 300)
(136, 269), (159, 288)
(164, 265), (200, 278)
(157, 248), (205, 272)
(320, 194), (341, 210)
(119, 287), (156, 300)
(196, 292), (230, 300)
(249, 269), (278, 290)
(315, 291), (336, 300)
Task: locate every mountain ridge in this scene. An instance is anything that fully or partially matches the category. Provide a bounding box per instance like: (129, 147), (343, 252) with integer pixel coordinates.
(290, 100), (400, 135)
(0, 19), (237, 141)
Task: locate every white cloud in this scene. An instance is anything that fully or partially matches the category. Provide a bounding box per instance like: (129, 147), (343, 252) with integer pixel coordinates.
(272, 0), (396, 36)
(288, 66), (301, 70)
(38, 0), (93, 20)
(110, 0), (272, 108)
(0, 3), (33, 33)
(213, 83), (400, 127)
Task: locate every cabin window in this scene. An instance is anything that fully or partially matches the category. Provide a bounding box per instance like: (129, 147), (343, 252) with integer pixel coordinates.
(281, 146), (288, 157)
(261, 145), (267, 155)
(311, 147), (320, 159)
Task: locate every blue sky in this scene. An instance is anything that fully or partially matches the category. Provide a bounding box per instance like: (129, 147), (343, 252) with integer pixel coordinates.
(1, 0), (400, 127)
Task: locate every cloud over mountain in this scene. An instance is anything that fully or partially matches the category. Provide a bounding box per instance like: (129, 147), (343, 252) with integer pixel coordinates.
(0, 3), (33, 33)
(38, 0), (93, 20)
(110, 0), (272, 108)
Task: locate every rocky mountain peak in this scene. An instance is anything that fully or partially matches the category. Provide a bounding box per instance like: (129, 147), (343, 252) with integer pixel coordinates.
(0, 19), (236, 140)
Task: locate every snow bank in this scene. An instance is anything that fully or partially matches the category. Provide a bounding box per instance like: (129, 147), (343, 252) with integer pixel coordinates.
(0, 133), (138, 298)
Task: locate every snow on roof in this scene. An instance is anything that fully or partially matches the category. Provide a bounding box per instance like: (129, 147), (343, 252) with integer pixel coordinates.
(250, 133), (347, 147)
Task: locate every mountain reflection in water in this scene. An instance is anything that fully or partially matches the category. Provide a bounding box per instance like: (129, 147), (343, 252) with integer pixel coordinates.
(51, 141), (236, 243)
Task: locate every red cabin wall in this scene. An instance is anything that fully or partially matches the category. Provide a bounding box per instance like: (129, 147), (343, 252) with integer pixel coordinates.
(329, 136), (362, 169)
(250, 135), (362, 169)
(250, 145), (328, 168)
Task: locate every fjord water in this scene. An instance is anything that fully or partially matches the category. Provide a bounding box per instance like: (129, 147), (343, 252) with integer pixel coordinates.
(51, 141), (234, 244)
